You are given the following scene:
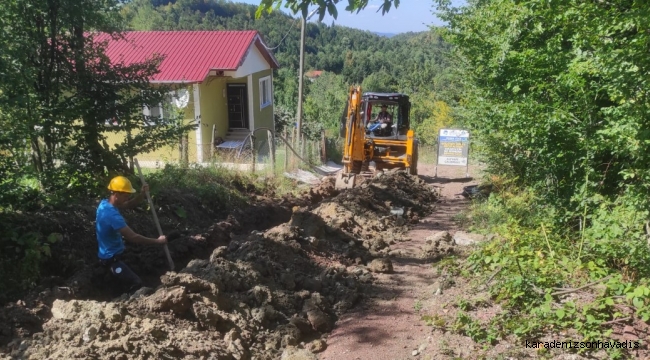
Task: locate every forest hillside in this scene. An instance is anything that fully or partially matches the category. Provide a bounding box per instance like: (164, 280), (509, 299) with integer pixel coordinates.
(121, 0), (458, 142)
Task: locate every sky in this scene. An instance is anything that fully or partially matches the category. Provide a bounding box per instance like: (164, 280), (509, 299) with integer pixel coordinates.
(236, 0), (466, 34)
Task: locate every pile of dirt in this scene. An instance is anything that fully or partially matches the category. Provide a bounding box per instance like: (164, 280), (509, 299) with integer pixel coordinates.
(1, 170), (437, 359)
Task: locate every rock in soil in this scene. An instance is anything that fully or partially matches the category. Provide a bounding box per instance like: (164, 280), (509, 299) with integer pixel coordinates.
(368, 258), (394, 273)
(453, 231), (486, 246)
(281, 346), (318, 360)
(305, 339), (327, 353)
(421, 231), (456, 260)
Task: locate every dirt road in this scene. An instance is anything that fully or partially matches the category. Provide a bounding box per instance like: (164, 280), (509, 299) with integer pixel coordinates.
(319, 163), (478, 360)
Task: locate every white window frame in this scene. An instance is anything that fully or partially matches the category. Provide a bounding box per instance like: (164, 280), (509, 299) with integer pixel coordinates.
(259, 76), (272, 109)
(143, 102), (163, 126)
(142, 91), (174, 126)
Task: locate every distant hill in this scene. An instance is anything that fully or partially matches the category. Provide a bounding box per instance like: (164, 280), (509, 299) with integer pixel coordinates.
(374, 32), (397, 38)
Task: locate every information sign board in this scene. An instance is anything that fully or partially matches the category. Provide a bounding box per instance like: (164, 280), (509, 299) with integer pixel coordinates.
(437, 129), (470, 166)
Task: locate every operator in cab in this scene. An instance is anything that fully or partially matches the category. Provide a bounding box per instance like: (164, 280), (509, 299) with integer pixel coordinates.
(375, 104), (393, 125)
(367, 103), (393, 136)
(96, 176), (167, 293)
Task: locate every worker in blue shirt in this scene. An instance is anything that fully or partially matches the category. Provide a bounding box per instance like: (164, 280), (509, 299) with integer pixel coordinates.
(96, 176), (167, 292)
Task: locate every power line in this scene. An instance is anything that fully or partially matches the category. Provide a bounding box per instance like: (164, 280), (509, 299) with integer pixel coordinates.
(263, 17), (299, 51)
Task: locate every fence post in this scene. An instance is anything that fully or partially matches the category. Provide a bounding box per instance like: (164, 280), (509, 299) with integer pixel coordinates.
(291, 127), (297, 170)
(180, 133), (189, 168)
(283, 128), (288, 172)
(267, 129), (275, 172)
(320, 130), (327, 163)
(250, 133), (256, 173)
(210, 125), (216, 161)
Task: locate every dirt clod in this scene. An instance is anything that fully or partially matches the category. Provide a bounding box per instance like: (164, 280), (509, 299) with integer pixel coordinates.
(146, 285), (191, 314)
(281, 346), (318, 360)
(305, 339), (327, 353)
(421, 230), (456, 260)
(306, 309), (332, 333)
(368, 258), (394, 273)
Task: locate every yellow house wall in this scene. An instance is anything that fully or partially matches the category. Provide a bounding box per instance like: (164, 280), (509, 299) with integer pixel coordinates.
(103, 69), (276, 164)
(100, 85), (198, 165)
(134, 85), (197, 164)
(251, 69), (274, 158)
(196, 77), (228, 162)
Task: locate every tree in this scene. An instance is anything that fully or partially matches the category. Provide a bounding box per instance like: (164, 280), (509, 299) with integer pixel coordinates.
(435, 0), (650, 208)
(410, 97), (452, 146)
(255, 0), (398, 20)
(361, 70), (396, 93)
(304, 71), (348, 136)
(0, 0), (193, 196)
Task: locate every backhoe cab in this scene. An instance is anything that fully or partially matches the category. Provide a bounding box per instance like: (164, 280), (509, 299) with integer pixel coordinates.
(335, 86), (418, 189)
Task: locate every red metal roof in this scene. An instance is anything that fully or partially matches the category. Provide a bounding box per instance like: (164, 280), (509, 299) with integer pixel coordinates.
(94, 31), (279, 83)
(305, 70), (323, 78)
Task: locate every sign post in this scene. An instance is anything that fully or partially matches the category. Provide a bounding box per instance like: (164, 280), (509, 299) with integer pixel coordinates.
(434, 129), (470, 178)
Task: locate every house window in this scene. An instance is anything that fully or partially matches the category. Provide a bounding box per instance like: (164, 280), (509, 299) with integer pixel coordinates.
(105, 117), (120, 127)
(259, 76), (272, 109)
(143, 91), (174, 126)
(143, 103), (162, 126)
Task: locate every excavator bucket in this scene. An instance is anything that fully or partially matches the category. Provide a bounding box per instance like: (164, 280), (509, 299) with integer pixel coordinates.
(335, 172), (356, 190)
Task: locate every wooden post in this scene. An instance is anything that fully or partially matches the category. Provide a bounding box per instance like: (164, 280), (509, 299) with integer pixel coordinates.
(283, 128), (288, 171)
(267, 129), (275, 172)
(180, 132), (189, 168)
(291, 127), (297, 170)
(320, 130), (327, 163)
(210, 124), (216, 160)
(250, 133), (256, 173)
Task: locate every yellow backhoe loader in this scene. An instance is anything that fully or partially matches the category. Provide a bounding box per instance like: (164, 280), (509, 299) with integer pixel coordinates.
(335, 86), (418, 189)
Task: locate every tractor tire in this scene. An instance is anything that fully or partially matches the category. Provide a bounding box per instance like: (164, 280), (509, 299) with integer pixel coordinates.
(409, 141), (419, 176)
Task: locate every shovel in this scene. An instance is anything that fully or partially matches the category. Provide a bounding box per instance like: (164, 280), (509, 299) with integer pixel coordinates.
(134, 158), (175, 271)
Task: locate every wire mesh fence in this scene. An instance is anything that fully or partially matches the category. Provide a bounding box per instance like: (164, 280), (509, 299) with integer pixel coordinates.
(102, 129), (329, 174)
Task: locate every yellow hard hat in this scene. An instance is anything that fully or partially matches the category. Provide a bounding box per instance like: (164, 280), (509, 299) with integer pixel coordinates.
(107, 176), (136, 193)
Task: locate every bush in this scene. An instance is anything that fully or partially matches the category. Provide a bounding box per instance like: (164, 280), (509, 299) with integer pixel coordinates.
(462, 186), (650, 348)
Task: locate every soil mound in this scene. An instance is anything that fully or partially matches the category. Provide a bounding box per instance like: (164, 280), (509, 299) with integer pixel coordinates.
(1, 171), (437, 359)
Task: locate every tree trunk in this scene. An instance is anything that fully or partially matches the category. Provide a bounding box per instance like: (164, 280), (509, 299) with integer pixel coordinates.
(30, 136), (44, 174)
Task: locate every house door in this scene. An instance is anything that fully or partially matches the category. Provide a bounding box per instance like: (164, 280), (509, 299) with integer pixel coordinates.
(227, 84), (248, 129)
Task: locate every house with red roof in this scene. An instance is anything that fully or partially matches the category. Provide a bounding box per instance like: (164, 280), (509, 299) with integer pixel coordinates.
(98, 30), (280, 165)
(305, 70), (323, 81)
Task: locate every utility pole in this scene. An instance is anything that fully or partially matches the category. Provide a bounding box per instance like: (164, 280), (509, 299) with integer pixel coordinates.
(296, 14), (306, 156)
(296, 8), (319, 157)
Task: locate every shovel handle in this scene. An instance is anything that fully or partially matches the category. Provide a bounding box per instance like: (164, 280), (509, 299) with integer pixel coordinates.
(134, 158), (175, 271)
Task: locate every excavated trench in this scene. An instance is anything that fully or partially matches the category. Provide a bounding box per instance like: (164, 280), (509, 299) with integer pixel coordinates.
(0, 171), (437, 360)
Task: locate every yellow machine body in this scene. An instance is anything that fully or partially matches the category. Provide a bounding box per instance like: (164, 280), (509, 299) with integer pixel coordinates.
(336, 86), (418, 189)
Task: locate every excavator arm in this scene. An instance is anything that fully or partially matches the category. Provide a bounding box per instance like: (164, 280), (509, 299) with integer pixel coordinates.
(336, 86), (365, 189)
